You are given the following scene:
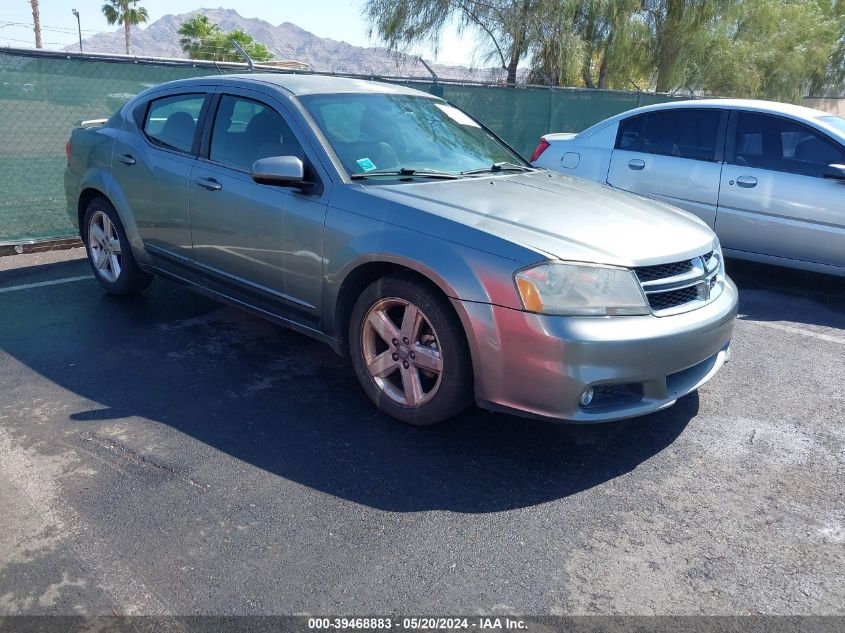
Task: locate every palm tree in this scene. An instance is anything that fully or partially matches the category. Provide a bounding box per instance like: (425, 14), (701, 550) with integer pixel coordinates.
(30, 0), (42, 48)
(178, 14), (220, 60)
(101, 0), (149, 55)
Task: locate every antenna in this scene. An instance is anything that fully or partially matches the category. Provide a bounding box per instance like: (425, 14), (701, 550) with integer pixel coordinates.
(232, 40), (254, 71)
(418, 56), (438, 83)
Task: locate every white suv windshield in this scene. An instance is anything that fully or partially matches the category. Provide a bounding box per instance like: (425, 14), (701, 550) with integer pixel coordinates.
(299, 93), (526, 177)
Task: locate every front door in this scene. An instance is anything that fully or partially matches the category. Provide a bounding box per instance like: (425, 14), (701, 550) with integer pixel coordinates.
(716, 111), (845, 269)
(188, 90), (327, 320)
(607, 108), (726, 228)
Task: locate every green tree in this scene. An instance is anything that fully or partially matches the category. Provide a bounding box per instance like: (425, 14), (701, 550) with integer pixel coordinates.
(364, 0), (544, 85)
(681, 0), (842, 101)
(637, 0), (732, 93)
(807, 0), (845, 96)
(527, 0), (584, 86)
(101, 0), (149, 55)
(178, 15), (273, 63)
(225, 28), (274, 63)
(366, 0), (844, 97)
(177, 14), (220, 60)
(530, 0), (649, 89)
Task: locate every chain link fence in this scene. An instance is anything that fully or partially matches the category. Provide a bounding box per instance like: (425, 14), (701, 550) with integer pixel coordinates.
(0, 48), (681, 242)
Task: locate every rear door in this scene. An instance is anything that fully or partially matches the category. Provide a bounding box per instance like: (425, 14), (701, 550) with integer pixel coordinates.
(716, 111), (845, 268)
(607, 108), (726, 227)
(111, 89), (211, 260)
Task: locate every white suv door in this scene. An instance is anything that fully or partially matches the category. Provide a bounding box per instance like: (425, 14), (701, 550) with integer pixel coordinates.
(606, 108), (727, 228)
(716, 111), (845, 270)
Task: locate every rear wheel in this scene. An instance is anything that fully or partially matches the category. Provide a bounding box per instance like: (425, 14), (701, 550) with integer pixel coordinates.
(83, 197), (152, 295)
(349, 274), (473, 425)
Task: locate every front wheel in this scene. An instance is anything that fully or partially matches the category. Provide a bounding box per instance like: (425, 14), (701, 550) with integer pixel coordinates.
(349, 274), (473, 426)
(83, 197), (152, 295)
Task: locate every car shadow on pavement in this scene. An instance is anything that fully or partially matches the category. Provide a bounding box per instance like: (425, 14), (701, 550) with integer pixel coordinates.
(728, 258), (845, 330)
(2, 275), (698, 514)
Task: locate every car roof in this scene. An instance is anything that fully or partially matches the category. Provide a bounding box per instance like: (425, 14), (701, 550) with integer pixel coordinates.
(153, 73), (436, 98)
(575, 98), (836, 138)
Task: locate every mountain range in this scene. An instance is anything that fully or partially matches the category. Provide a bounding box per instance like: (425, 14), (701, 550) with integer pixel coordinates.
(69, 8), (504, 82)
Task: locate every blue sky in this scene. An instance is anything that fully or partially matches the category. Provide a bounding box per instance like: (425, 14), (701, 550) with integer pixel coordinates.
(1, 0), (476, 65)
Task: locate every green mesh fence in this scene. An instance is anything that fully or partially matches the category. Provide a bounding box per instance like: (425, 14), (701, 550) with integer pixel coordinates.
(0, 49), (681, 242)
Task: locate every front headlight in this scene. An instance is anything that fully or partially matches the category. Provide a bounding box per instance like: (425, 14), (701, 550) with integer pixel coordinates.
(515, 261), (649, 316)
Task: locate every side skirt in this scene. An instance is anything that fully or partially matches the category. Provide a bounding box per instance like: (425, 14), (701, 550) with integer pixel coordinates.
(144, 250), (343, 355)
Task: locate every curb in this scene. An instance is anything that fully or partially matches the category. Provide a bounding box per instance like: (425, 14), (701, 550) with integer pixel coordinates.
(0, 237), (83, 257)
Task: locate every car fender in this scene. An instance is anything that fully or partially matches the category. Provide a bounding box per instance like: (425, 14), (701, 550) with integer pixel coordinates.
(78, 168), (152, 267)
(325, 223), (526, 383)
(324, 212), (526, 334)
(534, 121), (618, 184)
(328, 229), (523, 303)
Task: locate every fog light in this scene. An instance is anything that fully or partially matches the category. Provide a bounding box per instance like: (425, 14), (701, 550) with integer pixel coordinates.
(579, 387), (594, 407)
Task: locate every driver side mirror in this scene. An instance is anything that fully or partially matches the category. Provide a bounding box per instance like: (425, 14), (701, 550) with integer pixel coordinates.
(823, 163), (845, 181)
(251, 156), (312, 189)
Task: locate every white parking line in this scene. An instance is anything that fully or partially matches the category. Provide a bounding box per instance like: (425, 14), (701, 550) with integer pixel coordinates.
(747, 320), (845, 346)
(0, 275), (92, 294)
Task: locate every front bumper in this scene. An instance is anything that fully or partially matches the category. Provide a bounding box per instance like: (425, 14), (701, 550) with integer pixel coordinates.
(455, 278), (738, 423)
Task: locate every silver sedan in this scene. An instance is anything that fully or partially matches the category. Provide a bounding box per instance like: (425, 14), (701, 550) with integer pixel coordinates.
(65, 75), (736, 425)
(532, 99), (845, 277)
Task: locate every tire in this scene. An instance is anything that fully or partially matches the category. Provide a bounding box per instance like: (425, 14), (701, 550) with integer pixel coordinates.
(349, 273), (473, 425)
(82, 197), (153, 295)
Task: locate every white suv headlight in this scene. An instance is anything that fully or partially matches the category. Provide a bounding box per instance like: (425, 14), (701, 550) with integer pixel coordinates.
(515, 262), (649, 316)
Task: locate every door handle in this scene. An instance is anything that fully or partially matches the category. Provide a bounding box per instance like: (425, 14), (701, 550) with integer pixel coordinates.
(736, 175), (757, 188)
(627, 158), (645, 170)
(117, 153), (136, 166)
(194, 177), (222, 191)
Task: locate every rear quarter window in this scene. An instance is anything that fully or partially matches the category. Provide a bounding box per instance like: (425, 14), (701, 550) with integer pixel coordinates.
(142, 93), (205, 154)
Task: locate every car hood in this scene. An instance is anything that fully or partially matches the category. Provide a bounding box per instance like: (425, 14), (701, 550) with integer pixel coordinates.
(359, 170), (716, 267)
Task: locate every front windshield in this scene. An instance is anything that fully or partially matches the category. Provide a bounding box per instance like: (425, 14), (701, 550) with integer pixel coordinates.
(298, 92), (527, 177)
(819, 115), (845, 137)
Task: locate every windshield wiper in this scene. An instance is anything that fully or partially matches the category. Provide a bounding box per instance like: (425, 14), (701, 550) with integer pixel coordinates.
(461, 162), (534, 175)
(351, 167), (459, 180)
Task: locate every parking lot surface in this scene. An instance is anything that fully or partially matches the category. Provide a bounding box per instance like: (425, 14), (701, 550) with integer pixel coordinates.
(0, 248), (843, 615)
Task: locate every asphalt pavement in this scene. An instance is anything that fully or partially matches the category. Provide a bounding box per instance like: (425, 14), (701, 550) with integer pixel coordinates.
(0, 248), (843, 615)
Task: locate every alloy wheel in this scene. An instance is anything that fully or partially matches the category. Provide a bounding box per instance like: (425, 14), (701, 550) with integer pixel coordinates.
(88, 210), (122, 283)
(361, 297), (444, 408)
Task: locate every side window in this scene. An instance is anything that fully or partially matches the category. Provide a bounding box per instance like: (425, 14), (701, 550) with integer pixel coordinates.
(617, 114), (646, 152)
(617, 109), (721, 162)
(210, 95), (304, 171)
(732, 112), (845, 178)
(143, 93), (205, 154)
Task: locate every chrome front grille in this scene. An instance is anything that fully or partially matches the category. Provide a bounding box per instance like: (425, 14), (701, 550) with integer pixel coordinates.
(634, 250), (722, 316)
(646, 285), (701, 311)
(634, 260), (695, 283)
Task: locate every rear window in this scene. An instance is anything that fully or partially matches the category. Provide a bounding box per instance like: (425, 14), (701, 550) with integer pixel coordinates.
(616, 109), (721, 162)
